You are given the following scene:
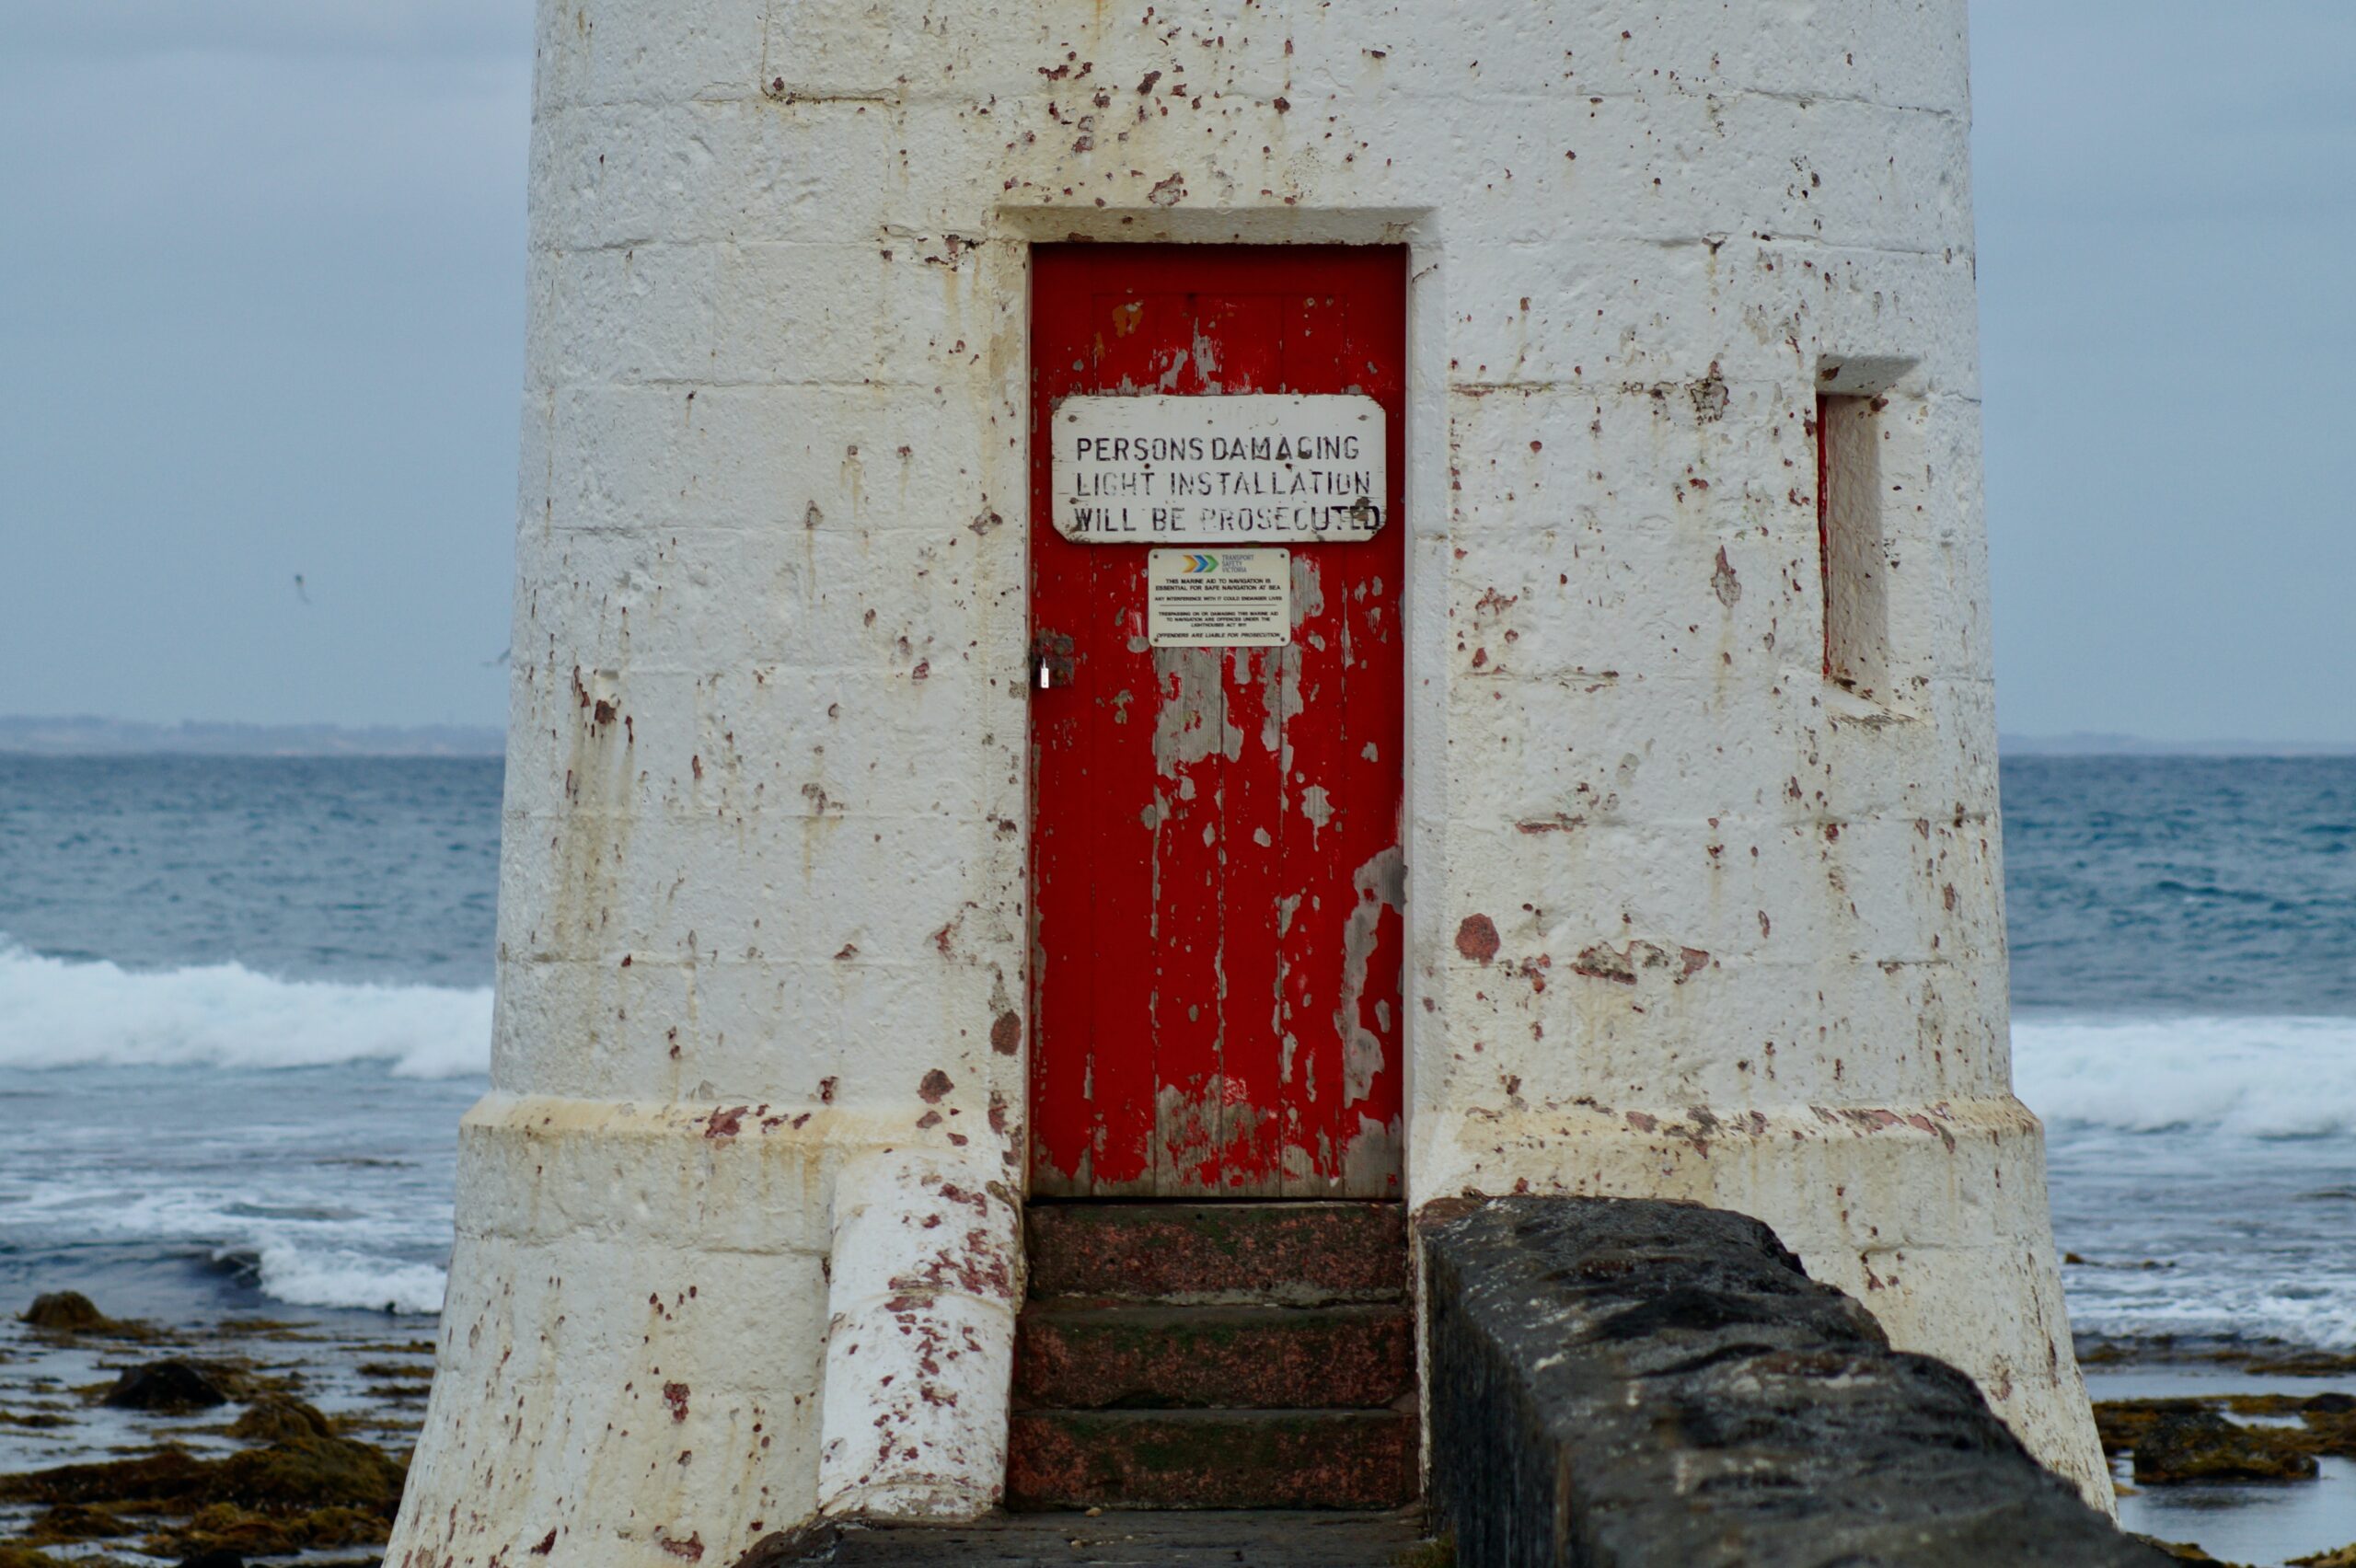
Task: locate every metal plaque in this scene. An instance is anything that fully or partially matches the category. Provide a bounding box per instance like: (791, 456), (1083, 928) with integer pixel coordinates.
(1146, 548), (1291, 648)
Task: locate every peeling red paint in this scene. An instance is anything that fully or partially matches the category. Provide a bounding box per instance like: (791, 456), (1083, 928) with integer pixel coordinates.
(1455, 914), (1501, 963)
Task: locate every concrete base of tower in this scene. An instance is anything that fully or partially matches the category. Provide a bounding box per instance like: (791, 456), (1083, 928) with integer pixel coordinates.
(383, 1096), (1021, 1568)
(1412, 1093), (2114, 1513)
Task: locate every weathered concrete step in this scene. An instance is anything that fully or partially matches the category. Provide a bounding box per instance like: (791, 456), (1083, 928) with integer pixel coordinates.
(1015, 1303), (1414, 1410)
(768, 1509), (1433, 1564)
(1006, 1409), (1419, 1511)
(1025, 1202), (1406, 1305)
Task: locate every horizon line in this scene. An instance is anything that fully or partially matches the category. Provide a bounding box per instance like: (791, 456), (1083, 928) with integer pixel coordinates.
(4, 714), (2354, 761)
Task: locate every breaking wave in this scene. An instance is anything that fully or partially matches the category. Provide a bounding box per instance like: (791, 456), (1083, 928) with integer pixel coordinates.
(2014, 1014), (2356, 1140)
(0, 939), (490, 1079)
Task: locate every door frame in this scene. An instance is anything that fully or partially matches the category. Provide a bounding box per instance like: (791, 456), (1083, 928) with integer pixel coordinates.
(1000, 216), (1449, 1205)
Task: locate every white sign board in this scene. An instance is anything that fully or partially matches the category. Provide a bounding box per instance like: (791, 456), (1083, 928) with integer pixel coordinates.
(1147, 548), (1290, 648)
(1054, 394), (1386, 544)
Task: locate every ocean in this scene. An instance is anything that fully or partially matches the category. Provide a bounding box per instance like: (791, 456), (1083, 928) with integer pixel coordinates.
(3, 753), (2354, 1345)
(0, 756), (497, 1325)
(2, 753), (2352, 1352)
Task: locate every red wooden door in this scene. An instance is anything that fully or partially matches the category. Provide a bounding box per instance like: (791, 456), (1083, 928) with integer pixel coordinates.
(1028, 245), (1407, 1198)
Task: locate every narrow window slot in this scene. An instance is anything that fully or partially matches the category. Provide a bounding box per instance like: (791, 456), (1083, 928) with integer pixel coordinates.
(1815, 392), (1890, 698)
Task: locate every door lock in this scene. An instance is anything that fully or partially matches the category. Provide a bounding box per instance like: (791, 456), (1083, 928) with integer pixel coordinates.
(1033, 632), (1076, 690)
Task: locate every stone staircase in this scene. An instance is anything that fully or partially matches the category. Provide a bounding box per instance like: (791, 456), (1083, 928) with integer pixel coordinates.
(1006, 1202), (1419, 1510)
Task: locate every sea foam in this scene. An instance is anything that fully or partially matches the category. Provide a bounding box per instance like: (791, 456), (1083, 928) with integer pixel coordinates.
(0, 940), (490, 1079)
(2015, 1014), (2356, 1140)
(239, 1242), (452, 1317)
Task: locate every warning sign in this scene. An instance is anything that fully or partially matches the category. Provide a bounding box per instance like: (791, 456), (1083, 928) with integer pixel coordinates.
(1055, 395), (1386, 543)
(1146, 549), (1291, 648)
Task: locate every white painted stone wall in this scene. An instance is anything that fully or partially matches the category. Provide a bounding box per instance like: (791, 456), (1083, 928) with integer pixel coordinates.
(390, 4), (2109, 1562)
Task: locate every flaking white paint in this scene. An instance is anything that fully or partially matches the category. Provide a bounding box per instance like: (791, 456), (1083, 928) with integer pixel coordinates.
(391, 5), (2109, 1562)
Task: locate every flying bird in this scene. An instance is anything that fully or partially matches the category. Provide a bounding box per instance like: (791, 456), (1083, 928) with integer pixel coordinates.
(292, 574), (310, 605)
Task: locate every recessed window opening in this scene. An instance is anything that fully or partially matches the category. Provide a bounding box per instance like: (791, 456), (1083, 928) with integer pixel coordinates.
(1815, 391), (1891, 698)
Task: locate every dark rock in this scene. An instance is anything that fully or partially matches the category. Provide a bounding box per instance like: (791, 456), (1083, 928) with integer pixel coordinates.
(20, 1292), (112, 1332)
(2304, 1392), (2356, 1413)
(2095, 1398), (2208, 1455)
(2133, 1539), (2250, 1564)
(2132, 1409), (2317, 1483)
(228, 1393), (338, 1443)
(23, 1502), (135, 1543)
(103, 1359), (230, 1413)
(1422, 1196), (2173, 1567)
(2250, 1351), (2356, 1376)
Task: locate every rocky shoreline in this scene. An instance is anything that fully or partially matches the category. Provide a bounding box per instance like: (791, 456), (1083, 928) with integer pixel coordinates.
(7, 1292), (2356, 1568)
(1, 1294), (428, 1568)
(2076, 1343), (2356, 1568)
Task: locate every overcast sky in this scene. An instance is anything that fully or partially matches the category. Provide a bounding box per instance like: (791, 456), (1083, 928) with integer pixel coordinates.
(2, 3), (2350, 743)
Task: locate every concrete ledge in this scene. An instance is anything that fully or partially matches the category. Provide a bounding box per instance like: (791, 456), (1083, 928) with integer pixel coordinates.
(1420, 1197), (2167, 1567)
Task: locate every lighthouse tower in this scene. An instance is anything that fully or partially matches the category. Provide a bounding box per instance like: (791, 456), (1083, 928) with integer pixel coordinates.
(390, 3), (2108, 1562)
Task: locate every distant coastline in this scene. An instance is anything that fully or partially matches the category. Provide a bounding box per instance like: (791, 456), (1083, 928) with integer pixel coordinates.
(0, 715), (503, 758)
(5, 716), (2352, 761)
(1999, 731), (2356, 758)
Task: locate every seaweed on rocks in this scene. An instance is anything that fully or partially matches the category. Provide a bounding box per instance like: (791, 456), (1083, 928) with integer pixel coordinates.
(2098, 1394), (2356, 1472)
(2248, 1351), (2356, 1378)
(0, 1546), (71, 1568)
(2131, 1409), (2318, 1484)
(2096, 1398), (2207, 1455)
(0, 1433), (408, 1552)
(22, 1503), (136, 1544)
(2290, 1547), (2356, 1568)
(17, 1292), (166, 1345)
(0, 1447), (217, 1507)
(146, 1499), (391, 1558)
(2133, 1540), (2253, 1566)
(213, 1433), (405, 1512)
(17, 1296), (110, 1334)
(225, 1394), (337, 1443)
